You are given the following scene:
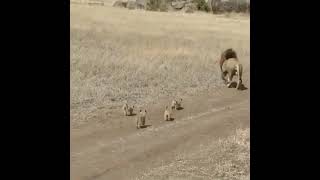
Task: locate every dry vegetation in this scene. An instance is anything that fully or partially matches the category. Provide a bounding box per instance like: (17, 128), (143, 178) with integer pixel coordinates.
(70, 4), (249, 128)
(135, 128), (250, 180)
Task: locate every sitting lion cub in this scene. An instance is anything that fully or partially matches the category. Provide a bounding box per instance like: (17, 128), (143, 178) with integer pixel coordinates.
(136, 109), (147, 129)
(171, 98), (183, 110)
(122, 103), (135, 116)
(164, 106), (171, 121)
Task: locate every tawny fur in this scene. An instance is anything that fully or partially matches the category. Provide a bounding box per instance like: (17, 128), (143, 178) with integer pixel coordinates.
(171, 98), (183, 110)
(219, 48), (238, 71)
(221, 58), (243, 90)
(128, 105), (134, 116)
(122, 103), (128, 116)
(136, 109), (147, 129)
(219, 48), (238, 82)
(164, 106), (171, 121)
(171, 100), (177, 110)
(175, 98), (182, 110)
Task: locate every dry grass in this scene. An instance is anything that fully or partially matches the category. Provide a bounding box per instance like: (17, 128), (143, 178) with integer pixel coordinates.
(70, 4), (250, 127)
(135, 128), (250, 180)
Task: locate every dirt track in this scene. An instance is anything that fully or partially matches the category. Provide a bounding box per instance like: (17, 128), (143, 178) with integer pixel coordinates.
(71, 79), (249, 180)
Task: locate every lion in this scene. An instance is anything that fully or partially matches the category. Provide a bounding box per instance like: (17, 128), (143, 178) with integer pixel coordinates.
(122, 103), (135, 116)
(122, 103), (129, 116)
(128, 105), (134, 116)
(219, 48), (238, 70)
(171, 100), (177, 110)
(221, 57), (243, 90)
(164, 106), (171, 121)
(136, 109), (147, 129)
(219, 48), (238, 81)
(171, 98), (183, 110)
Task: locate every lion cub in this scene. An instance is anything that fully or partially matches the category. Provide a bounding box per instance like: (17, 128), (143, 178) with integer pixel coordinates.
(127, 105), (134, 116)
(136, 109), (147, 129)
(122, 103), (135, 116)
(122, 103), (129, 116)
(171, 98), (183, 110)
(164, 106), (171, 121)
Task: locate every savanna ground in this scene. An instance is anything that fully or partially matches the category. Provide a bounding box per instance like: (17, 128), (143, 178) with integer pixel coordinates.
(71, 3), (250, 180)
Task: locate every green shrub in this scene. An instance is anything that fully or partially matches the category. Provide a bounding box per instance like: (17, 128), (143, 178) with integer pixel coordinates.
(146, 0), (168, 11)
(159, 0), (168, 11)
(193, 0), (209, 12)
(146, 0), (160, 11)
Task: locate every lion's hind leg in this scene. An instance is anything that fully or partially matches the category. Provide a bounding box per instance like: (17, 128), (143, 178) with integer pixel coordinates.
(226, 71), (234, 88)
(221, 71), (228, 84)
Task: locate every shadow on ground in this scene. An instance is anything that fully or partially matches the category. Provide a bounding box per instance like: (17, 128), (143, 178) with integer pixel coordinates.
(176, 107), (184, 110)
(166, 118), (175, 121)
(228, 82), (248, 91)
(139, 125), (152, 129)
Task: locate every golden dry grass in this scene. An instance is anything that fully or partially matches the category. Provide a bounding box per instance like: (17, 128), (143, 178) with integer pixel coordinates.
(135, 128), (250, 180)
(70, 4), (250, 127)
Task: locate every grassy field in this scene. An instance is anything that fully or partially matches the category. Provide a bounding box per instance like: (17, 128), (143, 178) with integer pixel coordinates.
(70, 4), (250, 128)
(135, 128), (250, 180)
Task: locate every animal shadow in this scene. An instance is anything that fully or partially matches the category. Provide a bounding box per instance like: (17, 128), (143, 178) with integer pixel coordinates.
(128, 113), (137, 116)
(139, 125), (152, 129)
(176, 107), (184, 110)
(238, 84), (248, 91)
(228, 82), (248, 91)
(167, 117), (175, 121)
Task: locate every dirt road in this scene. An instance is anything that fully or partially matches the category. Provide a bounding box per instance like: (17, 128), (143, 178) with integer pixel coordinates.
(71, 78), (249, 180)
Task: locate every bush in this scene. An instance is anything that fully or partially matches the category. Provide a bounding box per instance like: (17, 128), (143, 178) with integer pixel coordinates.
(193, 0), (209, 12)
(146, 0), (168, 11)
(159, 0), (168, 11)
(113, 0), (127, 8)
(127, 1), (137, 9)
(146, 0), (160, 11)
(209, 0), (249, 14)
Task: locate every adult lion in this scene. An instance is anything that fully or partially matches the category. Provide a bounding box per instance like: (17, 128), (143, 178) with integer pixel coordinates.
(221, 57), (243, 90)
(219, 48), (238, 72)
